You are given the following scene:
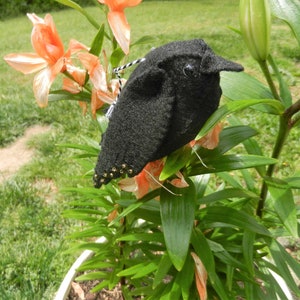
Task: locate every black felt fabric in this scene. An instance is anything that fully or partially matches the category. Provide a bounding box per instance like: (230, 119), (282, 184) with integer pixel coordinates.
(93, 39), (243, 188)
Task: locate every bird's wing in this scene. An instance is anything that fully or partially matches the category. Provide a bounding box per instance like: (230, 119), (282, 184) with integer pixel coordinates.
(94, 66), (175, 187)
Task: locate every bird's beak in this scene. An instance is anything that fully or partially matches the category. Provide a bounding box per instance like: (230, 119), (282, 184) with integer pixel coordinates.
(200, 50), (244, 74)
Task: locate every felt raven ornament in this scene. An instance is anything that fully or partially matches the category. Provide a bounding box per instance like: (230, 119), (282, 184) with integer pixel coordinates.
(94, 39), (243, 188)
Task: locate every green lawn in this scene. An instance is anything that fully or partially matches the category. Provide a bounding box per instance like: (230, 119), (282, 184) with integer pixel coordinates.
(0, 1), (299, 299)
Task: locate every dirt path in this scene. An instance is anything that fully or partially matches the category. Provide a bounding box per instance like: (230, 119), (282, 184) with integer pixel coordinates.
(0, 125), (51, 184)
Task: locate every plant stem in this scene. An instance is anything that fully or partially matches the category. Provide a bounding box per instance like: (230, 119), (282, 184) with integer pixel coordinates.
(256, 59), (290, 217)
(256, 63), (300, 217)
(285, 98), (300, 119)
(119, 215), (127, 287)
(256, 115), (290, 217)
(258, 60), (281, 101)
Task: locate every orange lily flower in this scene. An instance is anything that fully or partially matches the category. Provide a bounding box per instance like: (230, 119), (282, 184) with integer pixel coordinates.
(190, 123), (223, 150)
(77, 52), (123, 117)
(62, 65), (88, 114)
(98, 0), (142, 54)
(169, 171), (189, 188)
(77, 52), (107, 92)
(119, 159), (164, 199)
(91, 78), (125, 117)
(63, 65), (86, 94)
(119, 159), (188, 199)
(4, 13), (87, 107)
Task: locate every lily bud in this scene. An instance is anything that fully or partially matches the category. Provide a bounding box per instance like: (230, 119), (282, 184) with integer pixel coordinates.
(239, 0), (271, 62)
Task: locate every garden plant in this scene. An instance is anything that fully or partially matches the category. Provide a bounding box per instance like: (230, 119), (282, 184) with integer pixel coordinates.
(4, 0), (300, 299)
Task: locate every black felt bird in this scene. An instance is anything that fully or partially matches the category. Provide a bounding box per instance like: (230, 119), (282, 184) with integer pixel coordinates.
(93, 39), (243, 188)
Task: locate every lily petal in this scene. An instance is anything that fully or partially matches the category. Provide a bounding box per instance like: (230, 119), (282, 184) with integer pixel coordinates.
(107, 11), (130, 54)
(4, 53), (47, 74)
(77, 52), (107, 91)
(68, 39), (90, 55)
(191, 252), (208, 300)
(30, 14), (64, 65)
(66, 65), (86, 86)
(78, 101), (88, 115)
(118, 177), (138, 193)
(119, 160), (164, 199)
(96, 89), (114, 104)
(123, 0), (143, 8)
(170, 172), (189, 188)
(63, 77), (81, 94)
(99, 0), (142, 10)
(27, 13), (45, 25)
(110, 78), (126, 98)
(91, 89), (106, 118)
(33, 67), (54, 107)
(135, 171), (151, 198)
(196, 123), (222, 149)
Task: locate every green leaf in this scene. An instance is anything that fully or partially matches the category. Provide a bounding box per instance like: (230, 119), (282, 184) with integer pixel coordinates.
(109, 200), (144, 226)
(56, 0), (83, 10)
(160, 179), (196, 271)
(48, 90), (91, 102)
(189, 154), (277, 176)
(108, 264), (122, 290)
(159, 283), (181, 300)
(270, 0), (300, 46)
(55, 0), (100, 29)
(193, 174), (210, 199)
(221, 72), (286, 114)
(117, 261), (158, 279)
(117, 232), (164, 243)
(268, 55), (292, 108)
(216, 125), (258, 154)
(240, 169), (256, 191)
(79, 259), (113, 271)
(198, 188), (259, 205)
(68, 226), (110, 239)
(207, 240), (247, 271)
(131, 35), (157, 47)
(121, 286), (132, 300)
(164, 276), (181, 300)
(197, 125), (258, 159)
(199, 206), (271, 236)
(265, 177), (298, 237)
(160, 145), (192, 181)
(58, 142), (99, 154)
(195, 99), (284, 140)
(153, 253), (173, 289)
(191, 229), (230, 300)
(243, 138), (266, 176)
(111, 189), (160, 225)
(89, 24), (105, 56)
(221, 72), (273, 100)
(174, 255), (194, 300)
(242, 230), (255, 275)
(162, 125), (258, 181)
(91, 280), (110, 293)
(67, 242), (106, 253)
(76, 271), (107, 281)
(217, 172), (243, 188)
(286, 176), (300, 189)
(110, 48), (126, 68)
(269, 239), (300, 297)
(133, 207), (161, 224)
(228, 116), (266, 176)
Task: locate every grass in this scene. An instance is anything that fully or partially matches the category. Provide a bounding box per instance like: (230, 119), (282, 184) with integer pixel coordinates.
(0, 1), (299, 298)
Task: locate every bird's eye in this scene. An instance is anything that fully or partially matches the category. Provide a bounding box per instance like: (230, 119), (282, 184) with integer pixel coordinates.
(183, 64), (198, 78)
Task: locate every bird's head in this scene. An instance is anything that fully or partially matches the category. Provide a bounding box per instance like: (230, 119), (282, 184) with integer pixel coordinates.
(153, 39), (243, 78)
(148, 39), (243, 96)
